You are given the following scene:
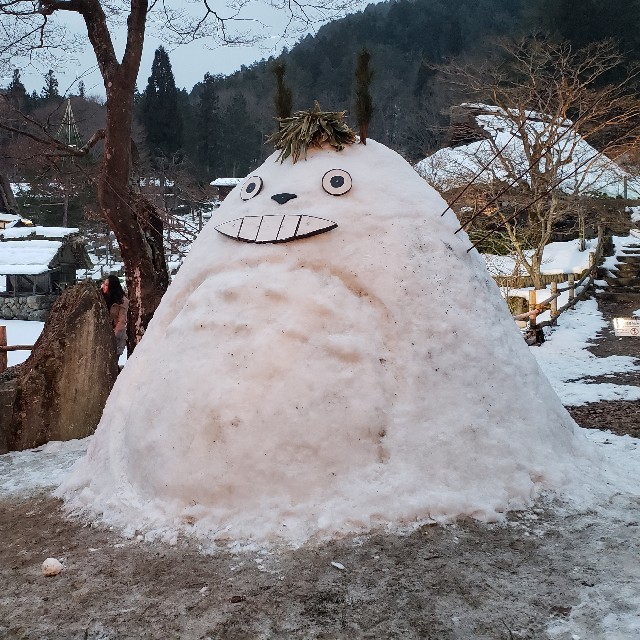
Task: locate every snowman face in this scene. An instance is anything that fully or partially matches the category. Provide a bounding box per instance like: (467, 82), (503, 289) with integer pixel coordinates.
(215, 166), (352, 244)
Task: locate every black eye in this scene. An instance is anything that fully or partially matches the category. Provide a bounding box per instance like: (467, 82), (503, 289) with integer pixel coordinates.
(322, 169), (352, 196)
(240, 176), (263, 201)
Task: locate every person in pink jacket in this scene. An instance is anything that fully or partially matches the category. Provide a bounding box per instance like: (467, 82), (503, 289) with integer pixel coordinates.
(101, 275), (129, 356)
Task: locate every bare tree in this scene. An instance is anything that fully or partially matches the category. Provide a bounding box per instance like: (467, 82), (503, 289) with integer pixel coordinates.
(0, 0), (357, 352)
(426, 38), (640, 289)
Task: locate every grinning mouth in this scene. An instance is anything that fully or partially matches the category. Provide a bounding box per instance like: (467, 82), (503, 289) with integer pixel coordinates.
(215, 214), (337, 244)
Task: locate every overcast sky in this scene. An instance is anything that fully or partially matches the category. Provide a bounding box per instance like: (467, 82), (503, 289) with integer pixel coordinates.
(7, 2), (369, 98)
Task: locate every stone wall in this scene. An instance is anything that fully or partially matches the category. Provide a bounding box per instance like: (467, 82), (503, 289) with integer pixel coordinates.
(0, 294), (56, 321)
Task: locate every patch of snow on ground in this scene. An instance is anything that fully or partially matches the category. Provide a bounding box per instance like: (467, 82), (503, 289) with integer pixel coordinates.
(0, 438), (89, 497)
(531, 298), (640, 405)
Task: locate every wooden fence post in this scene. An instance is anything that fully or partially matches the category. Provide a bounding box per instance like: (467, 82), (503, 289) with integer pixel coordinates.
(550, 282), (558, 325)
(568, 274), (575, 304)
(0, 325), (6, 373)
(528, 289), (537, 329)
(589, 251), (596, 271)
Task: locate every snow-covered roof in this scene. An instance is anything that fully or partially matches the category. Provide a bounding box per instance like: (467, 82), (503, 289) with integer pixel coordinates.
(416, 104), (640, 199)
(0, 226), (79, 239)
(0, 239), (62, 275)
(210, 178), (242, 187)
(139, 178), (175, 188)
(484, 238), (599, 277)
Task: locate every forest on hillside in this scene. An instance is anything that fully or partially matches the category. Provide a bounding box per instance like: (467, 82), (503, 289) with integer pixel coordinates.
(176, 0), (640, 178)
(1, 0), (639, 227)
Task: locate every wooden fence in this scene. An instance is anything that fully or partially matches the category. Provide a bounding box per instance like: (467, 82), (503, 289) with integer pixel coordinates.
(0, 227), (608, 369)
(0, 325), (33, 373)
(512, 227), (605, 331)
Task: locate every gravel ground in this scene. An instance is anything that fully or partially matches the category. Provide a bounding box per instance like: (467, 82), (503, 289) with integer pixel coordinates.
(1, 293), (639, 640)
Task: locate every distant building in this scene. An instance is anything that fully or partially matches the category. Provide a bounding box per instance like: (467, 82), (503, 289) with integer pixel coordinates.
(0, 228), (92, 320)
(210, 178), (242, 201)
(0, 213), (34, 230)
(139, 177), (177, 211)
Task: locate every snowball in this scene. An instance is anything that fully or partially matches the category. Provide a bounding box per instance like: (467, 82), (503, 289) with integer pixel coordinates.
(42, 557), (63, 576)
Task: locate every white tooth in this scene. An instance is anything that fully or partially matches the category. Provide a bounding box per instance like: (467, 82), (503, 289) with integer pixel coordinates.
(296, 216), (337, 238)
(237, 216), (262, 242)
(215, 218), (243, 238)
(256, 215), (285, 243)
(276, 215), (302, 241)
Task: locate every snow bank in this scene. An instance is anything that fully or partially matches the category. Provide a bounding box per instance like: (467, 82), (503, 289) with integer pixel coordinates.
(57, 140), (598, 545)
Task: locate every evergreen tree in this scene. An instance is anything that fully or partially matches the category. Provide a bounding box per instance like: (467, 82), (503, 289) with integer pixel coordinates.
(195, 73), (222, 179)
(41, 69), (59, 100)
(272, 61), (293, 120)
(78, 80), (86, 99)
(141, 46), (183, 161)
(219, 92), (261, 177)
(7, 69), (27, 111)
(8, 69), (26, 97)
(354, 49), (374, 144)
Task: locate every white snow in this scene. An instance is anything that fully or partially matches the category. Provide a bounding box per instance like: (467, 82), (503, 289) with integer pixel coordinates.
(532, 298), (640, 405)
(416, 104), (640, 199)
(211, 178), (243, 187)
(485, 238), (598, 278)
(56, 139), (598, 545)
(0, 438), (89, 497)
(42, 557), (64, 576)
(1, 320), (44, 366)
(0, 226), (79, 239)
(0, 239), (62, 275)
(0, 213), (24, 227)
(2, 212), (640, 635)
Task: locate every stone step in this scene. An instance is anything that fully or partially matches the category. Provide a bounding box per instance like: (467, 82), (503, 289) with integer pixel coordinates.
(604, 276), (640, 287)
(598, 290), (640, 303)
(608, 270), (640, 281)
(611, 261), (640, 271)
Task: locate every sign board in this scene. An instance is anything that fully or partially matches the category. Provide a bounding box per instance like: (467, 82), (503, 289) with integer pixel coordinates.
(613, 317), (640, 337)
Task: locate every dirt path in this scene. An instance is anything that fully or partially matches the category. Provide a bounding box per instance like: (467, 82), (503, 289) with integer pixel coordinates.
(2, 293), (640, 639)
(2, 490), (638, 640)
(566, 295), (640, 436)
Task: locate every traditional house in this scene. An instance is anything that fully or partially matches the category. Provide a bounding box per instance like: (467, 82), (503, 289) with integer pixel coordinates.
(210, 178), (242, 201)
(0, 212), (35, 231)
(0, 227), (92, 320)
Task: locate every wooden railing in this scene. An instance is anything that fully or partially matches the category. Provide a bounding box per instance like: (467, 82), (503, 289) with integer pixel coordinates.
(0, 326), (33, 373)
(512, 226), (605, 331)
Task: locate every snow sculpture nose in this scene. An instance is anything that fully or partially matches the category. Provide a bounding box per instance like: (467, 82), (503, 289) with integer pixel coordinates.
(271, 193), (297, 205)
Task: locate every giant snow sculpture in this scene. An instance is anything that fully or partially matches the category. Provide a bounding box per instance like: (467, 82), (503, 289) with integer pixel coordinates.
(59, 108), (596, 544)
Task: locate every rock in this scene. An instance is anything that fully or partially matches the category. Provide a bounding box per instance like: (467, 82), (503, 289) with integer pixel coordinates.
(42, 558), (63, 576)
(0, 280), (119, 453)
(26, 296), (41, 310)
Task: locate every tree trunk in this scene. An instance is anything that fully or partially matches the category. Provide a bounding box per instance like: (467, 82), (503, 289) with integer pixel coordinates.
(101, 78), (169, 354)
(530, 252), (544, 290)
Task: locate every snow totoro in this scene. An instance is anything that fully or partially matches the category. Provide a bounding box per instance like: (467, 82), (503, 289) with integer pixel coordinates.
(58, 109), (596, 544)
